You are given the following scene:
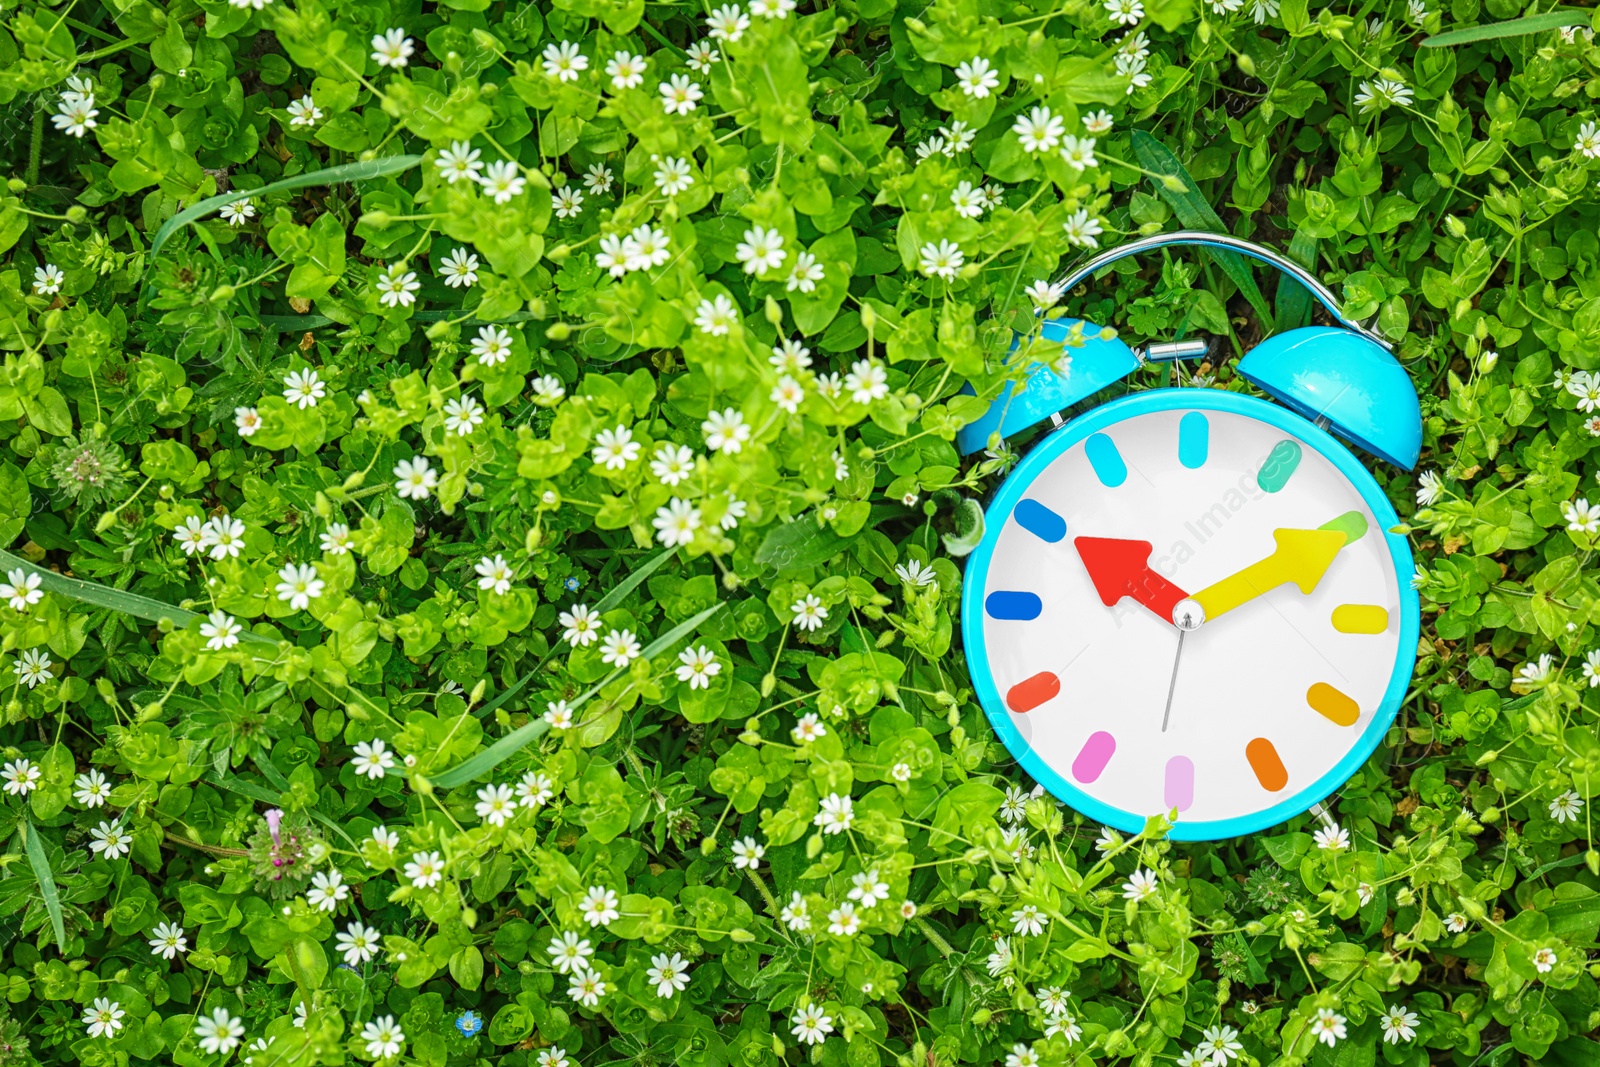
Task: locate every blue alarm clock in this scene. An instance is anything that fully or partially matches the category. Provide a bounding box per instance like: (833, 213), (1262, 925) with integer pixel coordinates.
(958, 232), (1421, 841)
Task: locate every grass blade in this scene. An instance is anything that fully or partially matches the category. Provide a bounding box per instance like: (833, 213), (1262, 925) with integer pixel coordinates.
(21, 818), (66, 950)
(150, 155), (424, 259)
(1422, 10), (1591, 47)
(1274, 230), (1320, 332)
(434, 602), (725, 787)
(1130, 130), (1275, 327)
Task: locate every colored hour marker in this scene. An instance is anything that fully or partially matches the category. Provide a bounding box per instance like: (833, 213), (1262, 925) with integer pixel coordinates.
(985, 591), (1042, 620)
(1256, 440), (1301, 493)
(1178, 412), (1209, 469)
(1006, 671), (1060, 713)
(1164, 755), (1194, 812)
(1307, 682), (1360, 727)
(1332, 604), (1389, 634)
(1072, 731), (1116, 783)
(1084, 433), (1127, 487)
(1013, 499), (1067, 543)
(1320, 510), (1369, 544)
(1245, 738), (1288, 791)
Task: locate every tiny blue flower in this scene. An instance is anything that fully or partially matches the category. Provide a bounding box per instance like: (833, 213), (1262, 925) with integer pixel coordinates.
(563, 576), (581, 591)
(455, 1011), (483, 1037)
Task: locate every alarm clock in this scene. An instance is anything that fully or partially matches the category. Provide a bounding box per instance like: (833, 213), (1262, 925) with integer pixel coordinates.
(958, 232), (1421, 841)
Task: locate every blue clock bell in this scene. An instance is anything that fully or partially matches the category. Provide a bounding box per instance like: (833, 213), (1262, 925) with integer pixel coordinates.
(958, 232), (1422, 840)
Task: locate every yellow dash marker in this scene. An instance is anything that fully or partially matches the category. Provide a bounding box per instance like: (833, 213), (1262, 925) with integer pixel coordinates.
(1307, 682), (1360, 726)
(1332, 605), (1389, 634)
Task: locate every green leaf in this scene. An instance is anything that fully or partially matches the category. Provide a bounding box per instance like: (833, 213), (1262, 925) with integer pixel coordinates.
(1274, 229), (1319, 333)
(150, 155), (425, 258)
(20, 818), (66, 950)
(1421, 9), (1592, 47)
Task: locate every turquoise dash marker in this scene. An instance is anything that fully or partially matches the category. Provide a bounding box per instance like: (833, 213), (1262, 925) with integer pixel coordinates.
(1013, 499), (1067, 543)
(1257, 440), (1302, 493)
(1085, 433), (1127, 487)
(985, 591), (1043, 621)
(1178, 412), (1209, 469)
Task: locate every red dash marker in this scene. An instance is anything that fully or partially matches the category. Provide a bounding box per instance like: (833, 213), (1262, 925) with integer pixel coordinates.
(1007, 671), (1060, 713)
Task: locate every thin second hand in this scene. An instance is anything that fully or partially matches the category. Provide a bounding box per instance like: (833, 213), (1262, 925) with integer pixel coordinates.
(1161, 630), (1185, 732)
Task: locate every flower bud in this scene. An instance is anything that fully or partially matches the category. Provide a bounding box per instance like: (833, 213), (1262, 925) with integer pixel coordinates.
(729, 928), (755, 942)
(546, 322), (572, 341)
(764, 295), (783, 327)
(66, 206), (88, 223)
(7, 178), (26, 193)
(95, 511), (119, 534)
(210, 285), (236, 302)
(700, 836), (717, 855)
(547, 244), (571, 263)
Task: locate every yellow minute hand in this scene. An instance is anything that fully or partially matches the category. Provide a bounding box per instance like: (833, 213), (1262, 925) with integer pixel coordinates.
(1189, 512), (1368, 622)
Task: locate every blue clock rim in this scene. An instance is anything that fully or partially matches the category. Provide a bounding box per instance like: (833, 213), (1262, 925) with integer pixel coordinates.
(960, 388), (1420, 841)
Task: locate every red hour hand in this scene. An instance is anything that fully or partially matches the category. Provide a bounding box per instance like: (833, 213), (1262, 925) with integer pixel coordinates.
(1074, 537), (1191, 624)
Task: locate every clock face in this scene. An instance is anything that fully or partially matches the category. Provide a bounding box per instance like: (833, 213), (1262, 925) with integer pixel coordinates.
(963, 390), (1419, 840)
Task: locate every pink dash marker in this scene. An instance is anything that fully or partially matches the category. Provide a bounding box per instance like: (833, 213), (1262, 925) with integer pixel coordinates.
(1165, 756), (1194, 812)
(1072, 731), (1116, 783)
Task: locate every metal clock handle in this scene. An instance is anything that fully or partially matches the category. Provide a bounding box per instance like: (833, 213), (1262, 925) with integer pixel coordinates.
(1052, 230), (1392, 351)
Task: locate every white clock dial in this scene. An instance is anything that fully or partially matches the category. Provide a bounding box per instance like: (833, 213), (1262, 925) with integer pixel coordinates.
(970, 394), (1413, 837)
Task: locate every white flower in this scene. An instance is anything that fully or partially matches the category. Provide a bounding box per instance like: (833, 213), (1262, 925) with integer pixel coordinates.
(83, 997), (125, 1039)
(581, 885), (620, 926)
(517, 771), (554, 809)
(1010, 904), (1046, 936)
(1084, 109), (1114, 134)
(553, 186), (584, 219)
(1518, 653), (1553, 685)
(219, 199), (256, 226)
(1575, 122), (1600, 160)
(1000, 785), (1029, 822)
(949, 181), (985, 218)
(731, 836), (765, 869)
(1416, 469), (1443, 506)
(791, 713), (826, 743)
(954, 56), (1000, 98)
(1200, 1024), (1242, 1063)
(654, 156), (696, 196)
(1104, 0), (1144, 23)
(695, 295), (741, 335)
(986, 936), (1012, 975)
(1358, 882), (1374, 906)
(891, 762), (912, 782)
(845, 359), (889, 404)
(849, 869), (890, 909)
(74, 769), (111, 808)
(336, 920), (381, 965)
(916, 136), (949, 161)
(89, 821), (131, 860)
(790, 1004), (834, 1045)
(686, 41), (721, 73)
(706, 4), (751, 41)
(1584, 649), (1600, 687)
(750, 0), (796, 15)
(1533, 945), (1558, 973)
(1310, 1008), (1346, 1047)
(531, 375), (566, 405)
(32, 264), (65, 295)
(202, 516), (247, 560)
(537, 1049), (571, 1067)
(1060, 135), (1098, 170)
(1048, 1014), (1083, 1042)
(600, 629), (643, 668)
(13, 648), (53, 688)
(1563, 497), (1600, 532)
(583, 163), (614, 194)
(201, 610), (241, 651)
(659, 74), (704, 115)
(2, 759), (42, 796)
(1446, 912), (1468, 932)
(0, 568), (43, 611)
(1116, 50), (1153, 92)
(893, 559), (938, 589)
(781, 891), (811, 930)
(542, 41), (589, 82)
(735, 225), (787, 274)
(53, 94), (99, 137)
(1012, 105), (1066, 156)
(361, 1015), (405, 1059)
(1062, 209), (1105, 249)
(233, 405), (262, 437)
(792, 594), (829, 631)
(478, 160), (527, 204)
(1379, 1005), (1418, 1044)
(771, 376), (806, 413)
(1549, 790), (1584, 823)
(651, 443), (698, 487)
(625, 224), (672, 270)
(918, 239), (965, 280)
(371, 29), (415, 69)
(592, 425), (641, 470)
(444, 396), (485, 436)
(306, 868), (350, 912)
(149, 920), (188, 959)
(1005, 1044), (1040, 1067)
(702, 408), (751, 453)
(195, 1008), (246, 1056)
(475, 554), (514, 595)
(393, 457), (438, 500)
(173, 516), (210, 557)
(1122, 868), (1159, 901)
(275, 562), (325, 611)
(544, 701), (574, 730)
(1314, 823), (1351, 852)
(435, 142), (484, 184)
(404, 850), (445, 888)
(369, 825), (399, 852)
(606, 50), (648, 90)
(827, 903), (861, 936)
(770, 338), (813, 374)
(1354, 77), (1414, 113)
(653, 498), (702, 548)
(351, 739), (397, 780)
(475, 783), (516, 827)
(814, 792), (854, 833)
(560, 604), (601, 647)
(644, 951), (691, 998)
(440, 247), (480, 288)
(786, 251), (825, 292)
(941, 120), (975, 153)
(548, 931), (594, 973)
(676, 645), (721, 689)
(283, 367), (326, 408)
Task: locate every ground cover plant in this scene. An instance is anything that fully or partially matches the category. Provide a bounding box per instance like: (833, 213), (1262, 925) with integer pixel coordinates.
(0, 0), (1599, 1063)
